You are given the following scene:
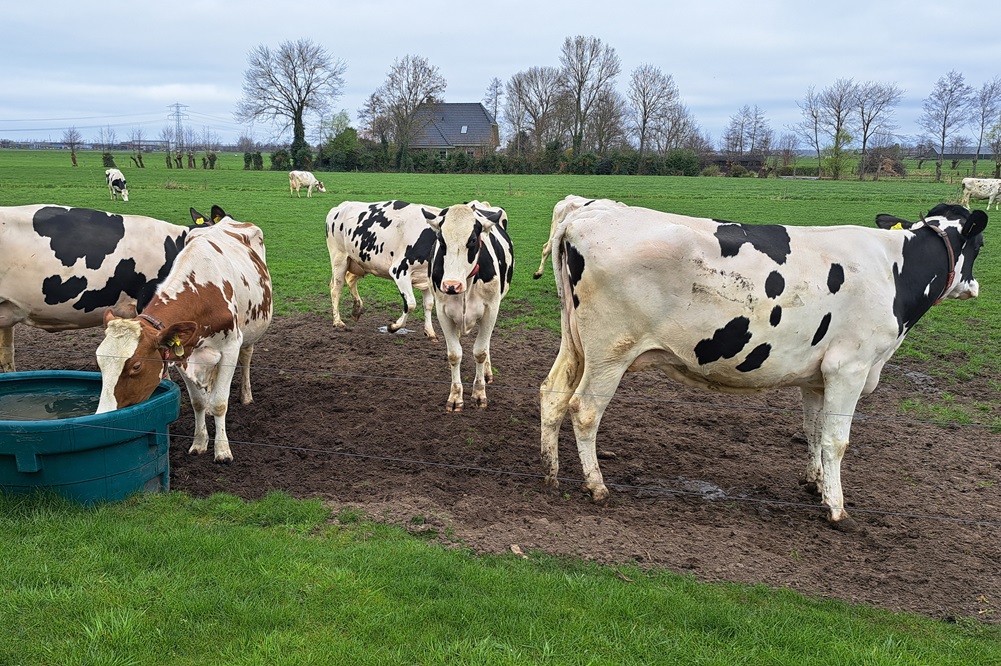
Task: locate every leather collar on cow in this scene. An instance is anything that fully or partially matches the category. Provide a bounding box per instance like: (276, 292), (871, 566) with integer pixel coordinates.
(925, 223), (956, 305)
(136, 313), (170, 378)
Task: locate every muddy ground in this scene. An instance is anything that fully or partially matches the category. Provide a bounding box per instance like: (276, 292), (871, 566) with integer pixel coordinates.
(13, 307), (1001, 623)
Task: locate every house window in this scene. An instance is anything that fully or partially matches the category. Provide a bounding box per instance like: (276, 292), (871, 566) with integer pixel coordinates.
(466, 149), (475, 156)
(460, 125), (468, 134)
(439, 150), (447, 159)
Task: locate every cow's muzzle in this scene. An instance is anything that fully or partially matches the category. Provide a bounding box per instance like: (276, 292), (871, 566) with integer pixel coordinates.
(442, 280), (465, 295)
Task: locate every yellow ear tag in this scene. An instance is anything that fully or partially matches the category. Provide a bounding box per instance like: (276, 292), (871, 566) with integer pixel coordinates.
(891, 223), (903, 230)
(168, 334), (185, 357)
(195, 216), (206, 225)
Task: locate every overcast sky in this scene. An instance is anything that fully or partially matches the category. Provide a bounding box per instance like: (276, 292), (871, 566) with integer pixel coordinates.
(2, 1), (999, 148)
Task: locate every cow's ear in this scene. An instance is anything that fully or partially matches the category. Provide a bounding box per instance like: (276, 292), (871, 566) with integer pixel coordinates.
(210, 205), (227, 223)
(875, 213), (914, 230)
(963, 210), (988, 238)
(422, 207), (442, 230)
(479, 208), (504, 226)
(103, 308), (120, 327)
(190, 208), (208, 226)
(158, 322), (198, 359)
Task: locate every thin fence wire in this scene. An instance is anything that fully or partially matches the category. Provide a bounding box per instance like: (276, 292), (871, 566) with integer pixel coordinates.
(3, 347), (999, 529)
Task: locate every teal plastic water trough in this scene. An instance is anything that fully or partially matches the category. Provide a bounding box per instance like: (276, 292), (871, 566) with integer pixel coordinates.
(0, 370), (180, 504)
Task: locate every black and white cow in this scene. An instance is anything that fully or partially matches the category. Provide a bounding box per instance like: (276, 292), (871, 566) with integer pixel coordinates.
(533, 195), (626, 279)
(540, 200), (987, 529)
(105, 168), (128, 201)
(423, 204), (514, 411)
(325, 200), (442, 339)
(961, 177), (1001, 211)
(0, 204), (206, 372)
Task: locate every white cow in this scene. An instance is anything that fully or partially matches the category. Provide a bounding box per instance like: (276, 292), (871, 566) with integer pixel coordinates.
(289, 170), (327, 198)
(105, 168), (128, 201)
(97, 205), (273, 463)
(532, 195), (626, 279)
(540, 201), (987, 530)
(960, 177), (1001, 210)
(423, 203), (514, 411)
(325, 200), (441, 339)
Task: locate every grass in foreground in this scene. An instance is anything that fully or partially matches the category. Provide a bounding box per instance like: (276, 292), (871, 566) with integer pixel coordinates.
(1, 491), (998, 666)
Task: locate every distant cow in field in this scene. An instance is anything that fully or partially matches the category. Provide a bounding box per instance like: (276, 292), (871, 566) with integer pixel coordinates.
(960, 177), (1001, 210)
(289, 170), (326, 198)
(97, 206), (273, 464)
(540, 200), (987, 530)
(0, 204), (206, 372)
(423, 203), (514, 411)
(105, 168), (128, 201)
(532, 195), (626, 279)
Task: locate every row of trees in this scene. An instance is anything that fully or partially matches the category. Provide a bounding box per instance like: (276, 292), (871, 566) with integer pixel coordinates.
(200, 37), (1001, 179)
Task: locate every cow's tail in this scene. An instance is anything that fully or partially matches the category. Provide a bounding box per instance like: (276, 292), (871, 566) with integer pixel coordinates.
(550, 219), (585, 360)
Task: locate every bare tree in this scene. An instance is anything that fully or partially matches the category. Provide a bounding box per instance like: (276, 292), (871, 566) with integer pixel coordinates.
(855, 81), (902, 180)
(507, 66), (563, 154)
(777, 132), (799, 172)
(651, 102), (699, 155)
(919, 70), (974, 182)
(501, 78), (529, 156)
(627, 64), (679, 172)
(482, 77), (503, 121)
(584, 89), (629, 154)
(128, 126), (146, 168)
(818, 78), (859, 180)
(794, 86), (824, 176)
(721, 105), (771, 161)
(369, 54), (447, 168)
(235, 38), (347, 153)
(987, 120), (1001, 178)
(62, 126), (82, 166)
(558, 35), (621, 154)
(968, 76), (1001, 176)
(159, 126), (174, 168)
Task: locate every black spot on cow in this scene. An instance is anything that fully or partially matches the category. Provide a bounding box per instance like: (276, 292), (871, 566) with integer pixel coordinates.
(430, 236), (447, 290)
(694, 317), (752, 365)
(75, 258), (151, 313)
(713, 222), (791, 265)
(827, 264), (845, 294)
(811, 313), (832, 346)
(769, 305), (782, 327)
(564, 241), (586, 309)
(736, 343), (771, 372)
(765, 271), (785, 298)
(351, 205), (393, 262)
(391, 200), (409, 210)
(392, 227), (437, 281)
(42, 275), (87, 305)
(33, 206), (126, 269)
(465, 220), (483, 266)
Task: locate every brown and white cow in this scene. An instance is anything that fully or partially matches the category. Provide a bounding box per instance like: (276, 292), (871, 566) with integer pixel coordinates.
(105, 168), (129, 201)
(960, 177), (1001, 210)
(532, 195), (626, 279)
(289, 170), (327, 198)
(96, 206), (272, 463)
(423, 203), (514, 411)
(0, 204), (208, 373)
(325, 200), (441, 339)
(540, 200), (987, 529)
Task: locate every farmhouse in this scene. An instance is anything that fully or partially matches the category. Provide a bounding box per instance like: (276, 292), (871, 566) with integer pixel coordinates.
(410, 103), (500, 159)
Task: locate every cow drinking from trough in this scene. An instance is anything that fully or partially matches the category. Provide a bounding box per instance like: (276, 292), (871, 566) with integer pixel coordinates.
(960, 177), (1001, 211)
(540, 201), (987, 530)
(105, 168), (129, 201)
(289, 170), (326, 198)
(423, 204), (514, 411)
(325, 200), (442, 339)
(0, 204), (209, 373)
(96, 206), (273, 463)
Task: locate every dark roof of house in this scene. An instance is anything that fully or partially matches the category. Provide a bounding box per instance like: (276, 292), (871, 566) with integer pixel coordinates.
(411, 103), (497, 149)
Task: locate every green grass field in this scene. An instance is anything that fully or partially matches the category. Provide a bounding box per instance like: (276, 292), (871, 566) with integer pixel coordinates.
(1, 150), (1000, 663)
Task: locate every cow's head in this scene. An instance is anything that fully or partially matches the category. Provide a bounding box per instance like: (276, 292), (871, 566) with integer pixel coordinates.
(424, 204), (497, 295)
(95, 310), (197, 412)
(316, 181), (327, 193)
(877, 203), (988, 301)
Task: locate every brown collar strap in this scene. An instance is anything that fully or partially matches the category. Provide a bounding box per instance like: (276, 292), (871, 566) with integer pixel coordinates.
(927, 224), (956, 305)
(137, 313), (165, 330)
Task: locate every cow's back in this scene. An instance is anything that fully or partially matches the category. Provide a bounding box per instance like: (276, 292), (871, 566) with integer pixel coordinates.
(556, 206), (905, 390)
(0, 204), (188, 331)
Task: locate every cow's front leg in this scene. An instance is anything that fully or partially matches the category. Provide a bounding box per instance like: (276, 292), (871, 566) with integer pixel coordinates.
(329, 266), (348, 328)
(185, 384), (210, 456)
(470, 304), (500, 408)
(0, 326), (14, 373)
(799, 387), (825, 495)
(817, 363), (866, 530)
(437, 314), (464, 411)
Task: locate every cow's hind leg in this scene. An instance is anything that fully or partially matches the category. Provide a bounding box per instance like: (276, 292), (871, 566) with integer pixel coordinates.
(237, 345), (255, 404)
(346, 272), (365, 321)
(388, 276), (418, 333)
(419, 288), (437, 341)
(0, 326), (14, 373)
(567, 363), (627, 501)
(540, 338), (583, 490)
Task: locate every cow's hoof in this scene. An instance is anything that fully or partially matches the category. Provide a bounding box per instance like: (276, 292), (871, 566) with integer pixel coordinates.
(214, 456), (233, 465)
(798, 478), (821, 496)
(351, 304), (365, 320)
(828, 514), (858, 533)
(543, 476), (560, 490)
(585, 484), (610, 503)
(446, 401), (463, 413)
(473, 398), (488, 409)
(532, 271), (543, 280)
(187, 445), (208, 456)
